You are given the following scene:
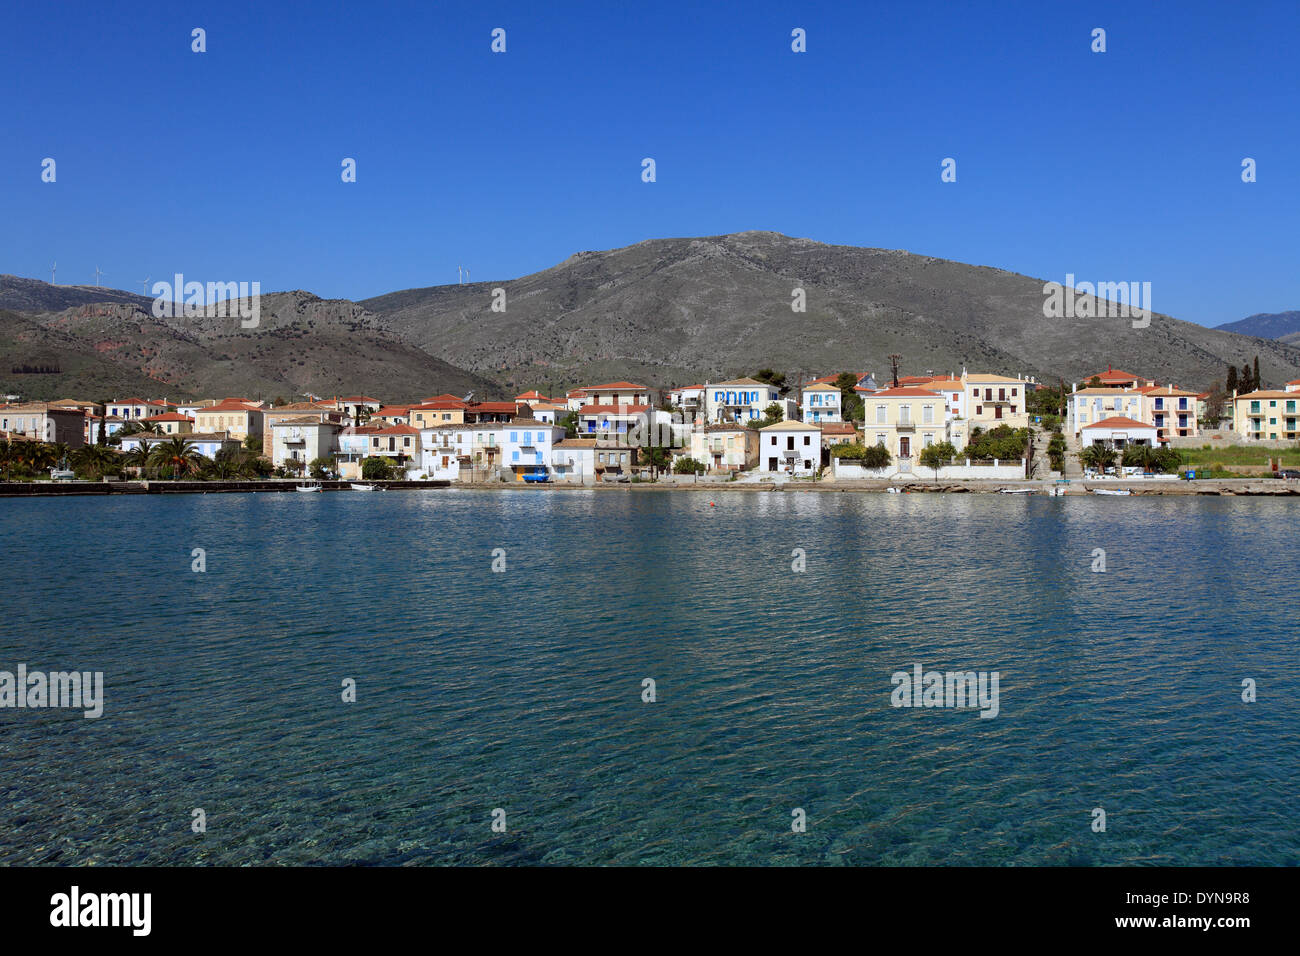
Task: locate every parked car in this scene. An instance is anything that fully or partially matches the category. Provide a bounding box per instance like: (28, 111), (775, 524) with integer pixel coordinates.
(1275, 469), (1300, 479)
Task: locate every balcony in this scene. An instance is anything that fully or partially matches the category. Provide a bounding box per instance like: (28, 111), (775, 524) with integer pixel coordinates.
(895, 418), (916, 430)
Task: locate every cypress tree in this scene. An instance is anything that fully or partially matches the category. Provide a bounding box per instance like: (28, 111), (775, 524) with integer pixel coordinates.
(1253, 356), (1261, 391)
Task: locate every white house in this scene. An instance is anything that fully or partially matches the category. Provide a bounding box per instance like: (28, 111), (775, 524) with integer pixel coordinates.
(800, 382), (841, 423)
(758, 420), (822, 475)
(269, 418), (342, 469)
(551, 438), (598, 483)
(704, 378), (784, 424)
(419, 421), (566, 482)
(1080, 417), (1158, 450)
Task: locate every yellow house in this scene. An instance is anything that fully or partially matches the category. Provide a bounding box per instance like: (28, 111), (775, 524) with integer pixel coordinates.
(142, 412), (195, 435)
(409, 400), (467, 429)
(1232, 390), (1300, 441)
(193, 401), (264, 441)
(963, 373), (1031, 430)
(864, 386), (950, 463)
(1143, 386), (1200, 440)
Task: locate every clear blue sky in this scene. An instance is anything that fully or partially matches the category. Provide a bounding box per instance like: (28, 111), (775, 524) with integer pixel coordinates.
(2, 0), (1296, 326)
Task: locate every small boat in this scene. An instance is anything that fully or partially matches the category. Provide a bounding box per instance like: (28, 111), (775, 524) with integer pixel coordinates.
(295, 481), (323, 493)
(999, 488), (1035, 494)
(350, 483), (379, 491)
(886, 487), (901, 494)
(1092, 488), (1131, 496)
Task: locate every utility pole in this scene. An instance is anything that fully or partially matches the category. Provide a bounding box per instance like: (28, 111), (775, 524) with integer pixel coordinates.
(889, 354), (901, 388)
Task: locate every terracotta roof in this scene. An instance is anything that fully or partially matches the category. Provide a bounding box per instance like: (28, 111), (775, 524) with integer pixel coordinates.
(373, 405), (414, 417)
(868, 387), (946, 398)
(1236, 390), (1295, 400)
(965, 373), (1027, 384)
(579, 404), (650, 415)
(338, 396), (381, 403)
(143, 413), (194, 423)
(802, 382), (839, 392)
(711, 377), (768, 387)
(368, 424), (419, 435)
(1082, 416), (1152, 430)
(467, 402), (518, 414)
(412, 400), (468, 411)
(200, 401), (262, 413)
(554, 439), (598, 448)
(584, 381), (647, 391)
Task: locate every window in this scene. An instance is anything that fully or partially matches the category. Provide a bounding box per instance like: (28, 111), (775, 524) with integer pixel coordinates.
(922, 404), (933, 424)
(876, 405), (887, 424)
(510, 432), (518, 442)
(803, 436), (810, 445)
(512, 451), (519, 461)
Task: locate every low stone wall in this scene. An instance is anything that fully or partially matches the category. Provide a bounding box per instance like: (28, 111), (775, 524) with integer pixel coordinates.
(832, 459), (1025, 480)
(0, 479), (451, 496)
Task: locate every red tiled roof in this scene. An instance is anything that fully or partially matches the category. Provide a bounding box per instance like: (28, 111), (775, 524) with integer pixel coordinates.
(468, 402), (518, 413)
(579, 404), (650, 414)
(584, 382), (647, 391)
(368, 424), (418, 435)
(868, 387), (946, 397)
(201, 401), (262, 413)
(143, 413), (194, 423)
(1082, 416), (1152, 429)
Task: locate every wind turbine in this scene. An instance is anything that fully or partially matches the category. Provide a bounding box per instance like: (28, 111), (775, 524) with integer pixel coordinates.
(50, 261), (56, 285)
(458, 265), (464, 284)
(138, 276), (151, 295)
(93, 266), (104, 287)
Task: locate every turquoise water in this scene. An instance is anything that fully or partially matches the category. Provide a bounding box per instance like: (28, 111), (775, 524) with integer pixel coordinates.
(0, 489), (1296, 865)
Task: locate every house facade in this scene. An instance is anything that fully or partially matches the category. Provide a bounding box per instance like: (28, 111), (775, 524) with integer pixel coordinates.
(758, 421), (822, 475)
(800, 383), (841, 423)
(864, 387), (951, 465)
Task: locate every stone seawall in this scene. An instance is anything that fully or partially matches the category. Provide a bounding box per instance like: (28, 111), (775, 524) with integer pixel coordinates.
(0, 480), (451, 497)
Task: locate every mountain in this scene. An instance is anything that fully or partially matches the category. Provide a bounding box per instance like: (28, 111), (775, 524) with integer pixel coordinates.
(1215, 311), (1300, 344)
(1, 292), (501, 403)
(0, 274), (153, 313)
(6, 233), (1300, 401)
(361, 232), (1300, 391)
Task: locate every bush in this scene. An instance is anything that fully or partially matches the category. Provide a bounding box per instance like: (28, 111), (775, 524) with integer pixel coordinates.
(673, 457), (706, 475)
(361, 456), (396, 480)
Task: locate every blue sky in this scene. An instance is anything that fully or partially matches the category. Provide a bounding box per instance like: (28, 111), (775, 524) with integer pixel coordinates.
(2, 0), (1296, 326)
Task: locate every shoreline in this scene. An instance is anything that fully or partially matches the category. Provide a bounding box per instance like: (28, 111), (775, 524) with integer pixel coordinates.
(2, 477), (1298, 497)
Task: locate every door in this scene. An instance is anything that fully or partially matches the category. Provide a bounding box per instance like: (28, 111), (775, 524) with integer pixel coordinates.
(994, 406), (1003, 420)
(768, 456), (777, 471)
(899, 436), (910, 457)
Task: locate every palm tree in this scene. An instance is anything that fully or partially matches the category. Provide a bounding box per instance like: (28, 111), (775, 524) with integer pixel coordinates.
(72, 444), (121, 479)
(113, 420), (162, 444)
(1079, 443), (1118, 473)
(1121, 444), (1159, 472)
(148, 437), (203, 479)
(123, 445), (152, 476)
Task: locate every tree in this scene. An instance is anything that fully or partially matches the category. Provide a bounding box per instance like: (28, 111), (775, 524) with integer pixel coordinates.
(747, 402), (786, 429)
(861, 444), (892, 469)
(1078, 444), (1118, 473)
(673, 457), (706, 475)
(558, 410), (578, 438)
(754, 369), (788, 394)
(361, 456), (396, 480)
(308, 456), (334, 479)
(1254, 355), (1261, 392)
(148, 437), (203, 478)
(1226, 365), (1238, 395)
(919, 441), (959, 483)
(71, 444), (120, 480)
(244, 434), (263, 454)
(644, 445), (672, 479)
(1241, 363), (1253, 393)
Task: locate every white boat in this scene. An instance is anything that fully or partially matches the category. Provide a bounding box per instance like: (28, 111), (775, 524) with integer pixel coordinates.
(887, 487), (901, 494)
(350, 483), (380, 491)
(295, 482), (323, 493)
(999, 488), (1035, 494)
(1092, 488), (1131, 496)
